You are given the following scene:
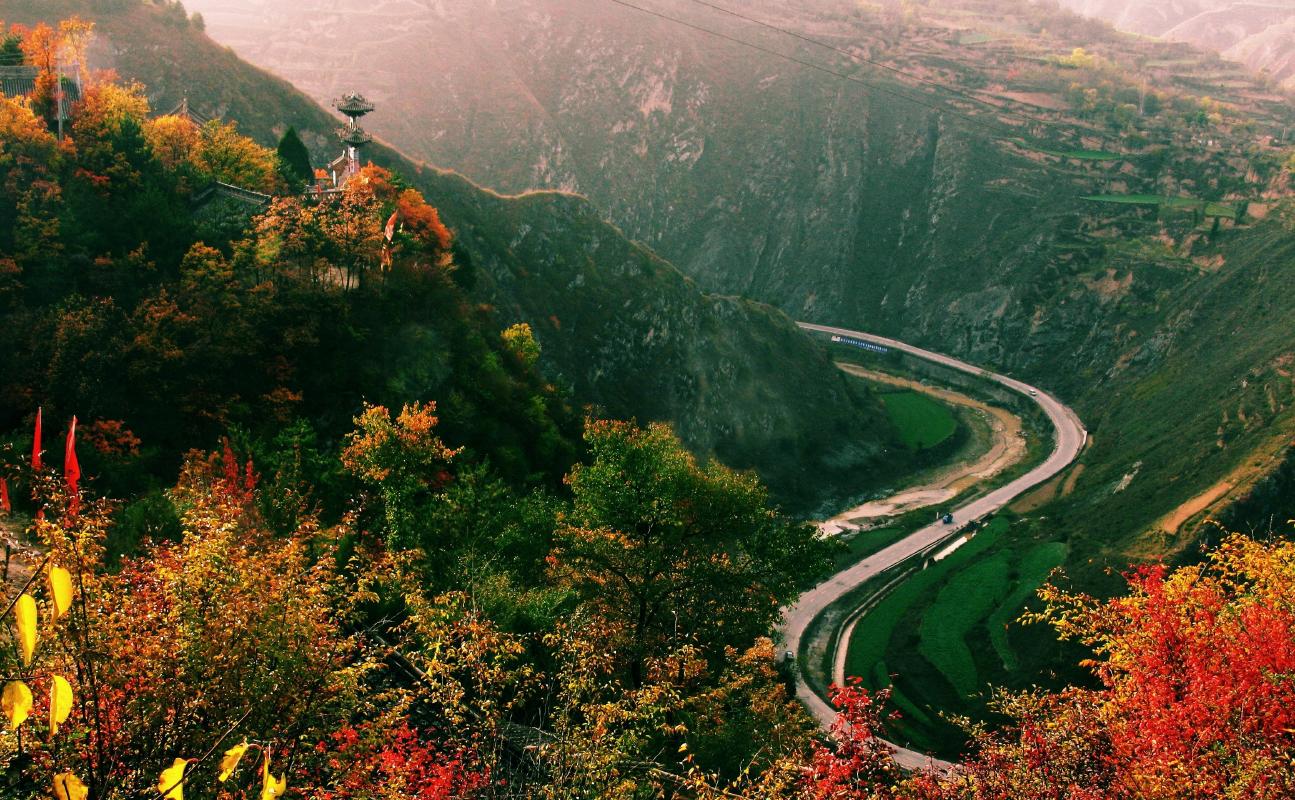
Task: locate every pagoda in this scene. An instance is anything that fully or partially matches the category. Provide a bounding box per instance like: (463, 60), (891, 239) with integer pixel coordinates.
(328, 92), (375, 187)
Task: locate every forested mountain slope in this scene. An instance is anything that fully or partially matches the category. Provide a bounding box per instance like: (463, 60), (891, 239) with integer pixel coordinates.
(157, 0), (1295, 722)
(171, 0), (1295, 562)
(0, 0), (903, 513)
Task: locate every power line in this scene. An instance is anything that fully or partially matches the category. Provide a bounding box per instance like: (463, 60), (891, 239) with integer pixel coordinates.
(604, 0), (1027, 138)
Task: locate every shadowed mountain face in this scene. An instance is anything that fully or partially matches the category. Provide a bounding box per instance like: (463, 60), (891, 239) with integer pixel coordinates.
(166, 0), (1295, 572)
(0, 0), (910, 516)
(1057, 0), (1295, 87)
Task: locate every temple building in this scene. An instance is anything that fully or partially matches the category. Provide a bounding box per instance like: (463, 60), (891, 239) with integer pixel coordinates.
(325, 92), (375, 189)
(0, 64), (81, 133)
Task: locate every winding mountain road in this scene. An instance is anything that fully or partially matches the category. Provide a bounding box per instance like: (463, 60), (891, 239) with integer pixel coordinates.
(781, 322), (1087, 771)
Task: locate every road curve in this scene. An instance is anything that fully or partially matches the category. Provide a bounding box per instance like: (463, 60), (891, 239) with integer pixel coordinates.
(780, 322), (1087, 771)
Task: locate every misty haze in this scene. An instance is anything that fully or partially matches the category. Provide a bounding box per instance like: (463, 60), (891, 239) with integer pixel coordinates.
(0, 0), (1294, 796)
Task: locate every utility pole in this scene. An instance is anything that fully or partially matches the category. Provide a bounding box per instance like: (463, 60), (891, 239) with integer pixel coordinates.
(56, 59), (64, 142)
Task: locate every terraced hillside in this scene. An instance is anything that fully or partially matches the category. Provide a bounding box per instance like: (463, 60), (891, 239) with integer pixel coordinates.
(1059, 0), (1295, 89)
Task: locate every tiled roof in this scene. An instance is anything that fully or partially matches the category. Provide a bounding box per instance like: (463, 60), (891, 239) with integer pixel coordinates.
(0, 65), (79, 119)
(163, 96), (213, 126)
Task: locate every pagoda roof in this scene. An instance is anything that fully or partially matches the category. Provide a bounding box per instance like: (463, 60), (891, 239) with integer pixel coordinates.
(334, 93), (374, 116)
(338, 126), (373, 147)
(163, 95), (212, 126)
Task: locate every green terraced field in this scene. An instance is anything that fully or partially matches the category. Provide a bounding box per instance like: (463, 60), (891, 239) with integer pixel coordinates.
(1083, 194), (1240, 218)
(881, 390), (958, 451)
(918, 554), (1012, 697)
(839, 520), (1087, 756)
(843, 518), (1010, 689)
(988, 541), (1068, 672)
(1039, 148), (1122, 161)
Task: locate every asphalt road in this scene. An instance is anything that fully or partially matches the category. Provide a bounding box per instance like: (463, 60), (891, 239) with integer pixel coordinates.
(780, 322), (1087, 772)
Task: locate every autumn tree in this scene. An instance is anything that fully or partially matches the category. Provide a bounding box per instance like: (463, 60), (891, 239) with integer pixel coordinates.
(501, 322), (541, 369)
(0, 95), (61, 278)
(342, 402), (461, 551)
(141, 113), (200, 173)
(801, 682), (906, 800)
(550, 419), (832, 686)
(0, 441), (511, 800)
(19, 22), (59, 122)
(58, 17), (94, 85)
(196, 118), (283, 192)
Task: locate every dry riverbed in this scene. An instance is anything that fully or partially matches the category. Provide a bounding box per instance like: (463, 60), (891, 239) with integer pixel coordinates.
(820, 364), (1027, 536)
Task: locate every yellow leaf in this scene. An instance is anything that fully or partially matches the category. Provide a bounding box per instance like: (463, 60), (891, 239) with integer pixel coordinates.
(2, 680), (31, 729)
(260, 752), (287, 800)
(158, 758), (187, 800)
(47, 565), (73, 621)
(49, 675), (72, 736)
(219, 739), (249, 782)
(52, 772), (88, 800)
(13, 593), (36, 665)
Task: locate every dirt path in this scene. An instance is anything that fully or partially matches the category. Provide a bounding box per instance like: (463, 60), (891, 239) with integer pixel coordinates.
(1159, 480), (1235, 535)
(0, 516), (41, 590)
(1137, 429), (1295, 560)
(819, 364), (1027, 535)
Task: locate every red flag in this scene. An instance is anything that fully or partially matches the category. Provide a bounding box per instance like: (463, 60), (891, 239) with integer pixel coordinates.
(31, 407), (42, 471)
(384, 211), (398, 243)
(65, 416), (80, 516)
(65, 416), (80, 489)
(0, 478), (9, 515)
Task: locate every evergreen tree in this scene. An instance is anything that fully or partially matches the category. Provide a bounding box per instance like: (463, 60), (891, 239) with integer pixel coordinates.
(0, 34), (23, 66)
(276, 126), (313, 187)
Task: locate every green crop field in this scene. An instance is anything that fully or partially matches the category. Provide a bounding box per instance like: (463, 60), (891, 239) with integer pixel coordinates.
(842, 518), (1009, 689)
(838, 520), (1090, 756)
(988, 541), (1068, 672)
(1083, 194), (1241, 218)
(1083, 193), (1169, 205)
(918, 554), (1012, 697)
(1039, 148), (1122, 161)
(881, 391), (958, 451)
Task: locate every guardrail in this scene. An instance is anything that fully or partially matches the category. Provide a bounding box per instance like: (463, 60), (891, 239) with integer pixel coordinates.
(190, 181), (273, 209)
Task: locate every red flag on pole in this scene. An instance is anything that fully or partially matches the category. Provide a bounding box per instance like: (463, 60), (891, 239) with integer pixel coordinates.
(65, 416), (80, 516)
(31, 407), (42, 471)
(384, 211), (398, 243)
(0, 478), (9, 515)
